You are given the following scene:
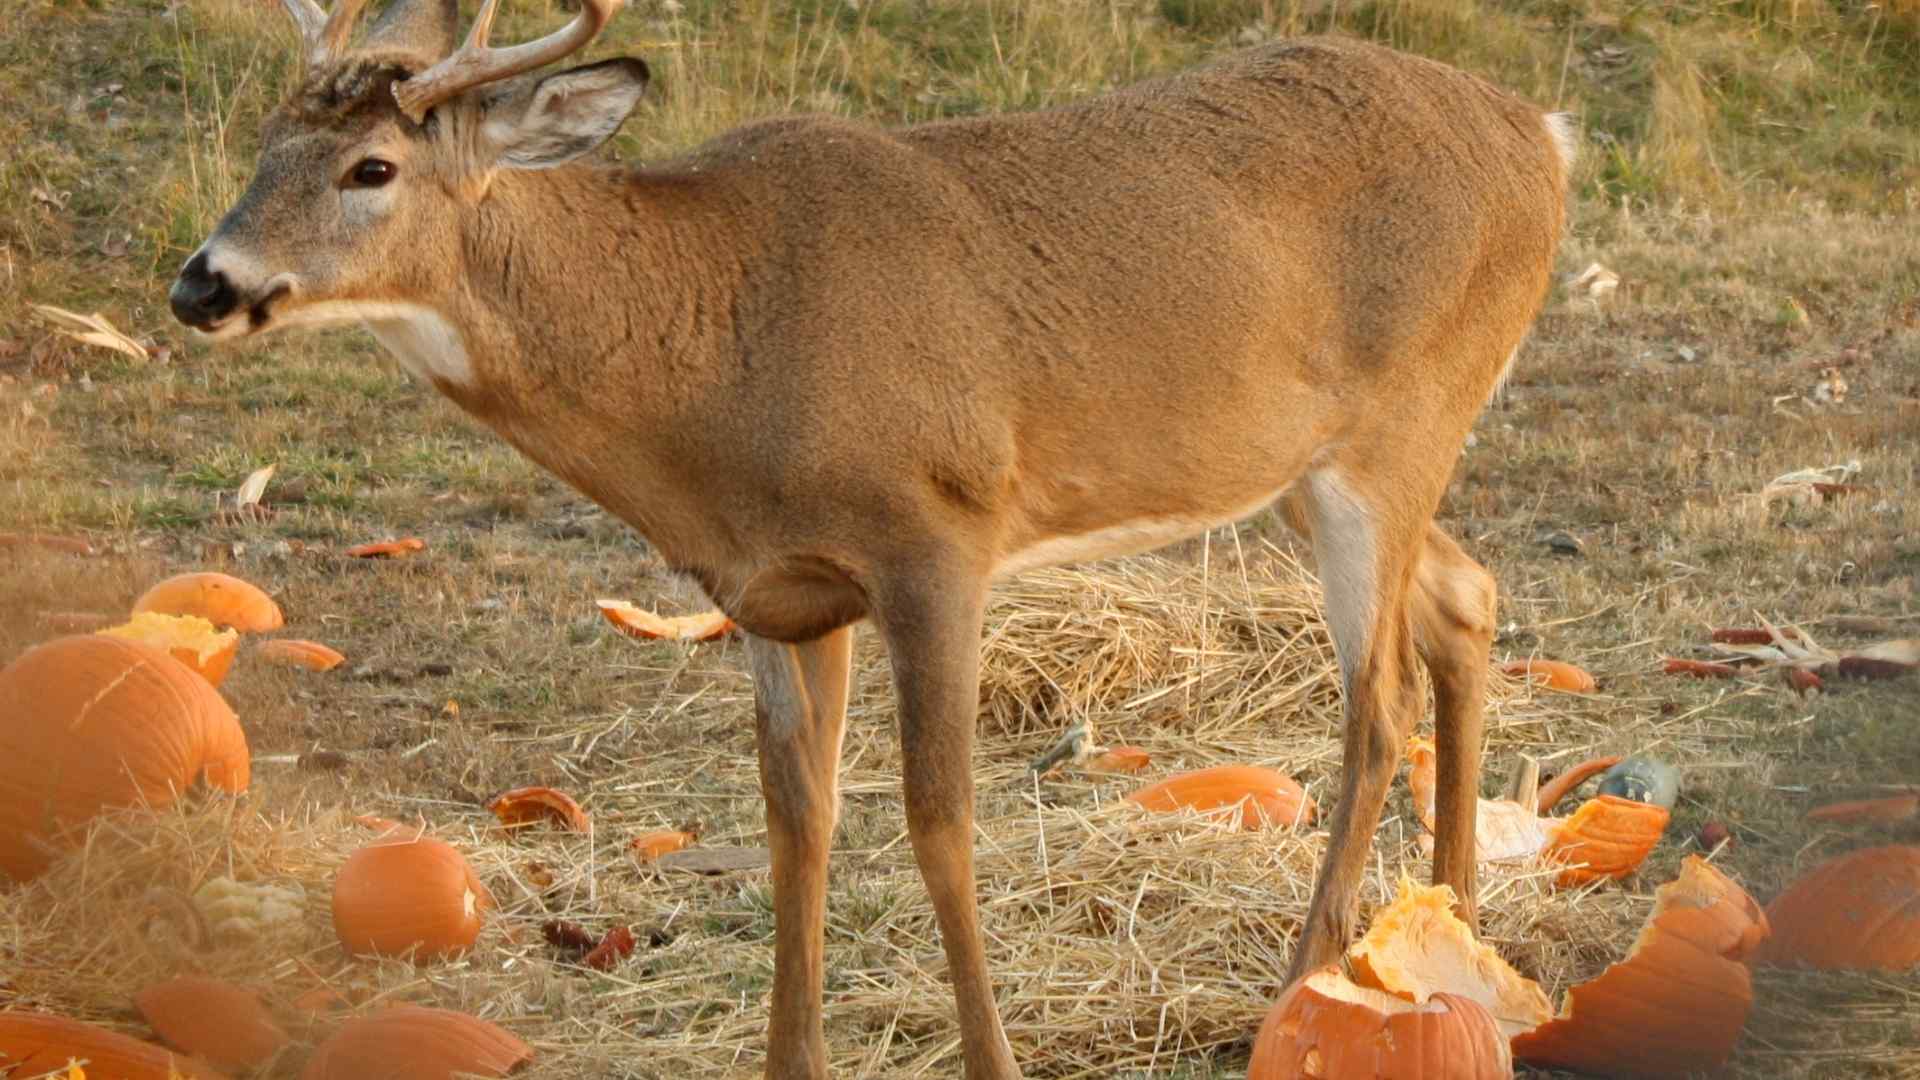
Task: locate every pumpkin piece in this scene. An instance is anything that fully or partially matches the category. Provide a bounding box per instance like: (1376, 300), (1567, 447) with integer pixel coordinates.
(1404, 738), (1553, 862)
(343, 537), (427, 558)
(1497, 658), (1596, 693)
(301, 1006), (531, 1080)
(98, 612), (240, 687)
(1512, 856), (1766, 1076)
(331, 836), (494, 962)
(1661, 657), (1737, 679)
(0, 1012), (229, 1079)
(595, 599), (737, 642)
(1125, 764), (1316, 830)
(1806, 793), (1919, 825)
(133, 977), (288, 1071)
(1249, 967), (1511, 1080)
(488, 786), (590, 833)
(1534, 755), (1623, 814)
(0, 636), (250, 882)
(1755, 845), (1920, 971)
(631, 829), (697, 862)
(1087, 746), (1152, 774)
(1542, 794), (1669, 887)
(1345, 879), (1552, 1038)
(133, 572), (283, 632)
(257, 638), (346, 672)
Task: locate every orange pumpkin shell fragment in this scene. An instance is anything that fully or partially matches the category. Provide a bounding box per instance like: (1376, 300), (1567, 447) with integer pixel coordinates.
(596, 599), (737, 642)
(631, 829), (697, 861)
(1511, 856), (1766, 1077)
(134, 976), (289, 1071)
(1125, 764), (1316, 829)
(301, 1005), (531, 1080)
(258, 638), (346, 672)
(1755, 844), (1920, 971)
(1542, 794), (1669, 887)
(133, 571), (283, 632)
(489, 786), (591, 833)
(344, 536), (427, 558)
(98, 612), (240, 687)
(1250, 968), (1511, 1080)
(1498, 658), (1596, 693)
(1087, 746), (1152, 774)
(0, 1011), (230, 1079)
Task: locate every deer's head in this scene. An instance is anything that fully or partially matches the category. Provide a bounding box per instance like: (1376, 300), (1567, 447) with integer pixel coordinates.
(169, 0), (645, 340)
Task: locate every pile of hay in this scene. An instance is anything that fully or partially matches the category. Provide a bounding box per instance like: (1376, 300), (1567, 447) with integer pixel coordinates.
(0, 547), (1687, 1077)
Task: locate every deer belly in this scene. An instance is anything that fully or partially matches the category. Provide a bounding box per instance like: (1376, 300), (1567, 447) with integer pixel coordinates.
(994, 487), (1287, 580)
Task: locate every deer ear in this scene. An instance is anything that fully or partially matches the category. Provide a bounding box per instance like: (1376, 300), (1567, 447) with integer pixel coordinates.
(482, 58), (650, 171)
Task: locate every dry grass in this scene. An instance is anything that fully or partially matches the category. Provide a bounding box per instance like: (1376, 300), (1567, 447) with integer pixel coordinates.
(2, 0), (1919, 1076)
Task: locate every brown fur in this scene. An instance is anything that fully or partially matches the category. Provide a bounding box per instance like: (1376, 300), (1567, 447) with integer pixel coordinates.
(181, 8), (1569, 1075)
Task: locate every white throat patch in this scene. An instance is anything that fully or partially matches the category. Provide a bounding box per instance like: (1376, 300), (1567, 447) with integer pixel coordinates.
(358, 304), (475, 388)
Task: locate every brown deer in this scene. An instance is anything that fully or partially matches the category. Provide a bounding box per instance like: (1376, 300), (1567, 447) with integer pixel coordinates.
(169, 1), (1573, 1075)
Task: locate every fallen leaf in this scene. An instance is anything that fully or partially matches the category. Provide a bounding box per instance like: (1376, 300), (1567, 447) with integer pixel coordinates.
(30, 303), (149, 362)
(540, 919), (596, 955)
(234, 464), (276, 510)
(582, 925), (635, 971)
(1565, 262), (1619, 303)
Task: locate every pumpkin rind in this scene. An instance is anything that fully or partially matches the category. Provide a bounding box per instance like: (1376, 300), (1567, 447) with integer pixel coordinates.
(1250, 968), (1511, 1080)
(488, 786), (591, 833)
(631, 829), (697, 861)
(332, 837), (494, 961)
(1755, 844), (1920, 971)
(595, 599), (737, 642)
(258, 638), (347, 672)
(0, 636), (250, 881)
(99, 612), (240, 687)
(134, 976), (288, 1070)
(0, 1011), (230, 1079)
(301, 1005), (532, 1080)
(1511, 856), (1767, 1077)
(133, 572), (283, 632)
(1124, 764), (1316, 829)
(1543, 794), (1669, 886)
(1498, 658), (1596, 693)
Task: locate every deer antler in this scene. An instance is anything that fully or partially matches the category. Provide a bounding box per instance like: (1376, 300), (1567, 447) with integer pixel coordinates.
(391, 0), (625, 123)
(280, 0), (372, 71)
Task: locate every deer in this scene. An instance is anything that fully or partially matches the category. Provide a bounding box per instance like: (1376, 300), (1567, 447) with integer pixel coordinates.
(168, 0), (1573, 1075)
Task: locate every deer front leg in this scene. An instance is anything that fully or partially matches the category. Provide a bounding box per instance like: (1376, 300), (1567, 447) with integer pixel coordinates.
(875, 578), (1021, 1080)
(746, 626), (855, 1080)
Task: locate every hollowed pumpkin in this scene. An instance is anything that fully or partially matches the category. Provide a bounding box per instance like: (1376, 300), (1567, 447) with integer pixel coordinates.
(1250, 969), (1511, 1079)
(133, 571), (283, 632)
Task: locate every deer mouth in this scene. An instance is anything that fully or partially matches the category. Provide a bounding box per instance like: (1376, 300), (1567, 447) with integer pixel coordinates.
(246, 282), (293, 331)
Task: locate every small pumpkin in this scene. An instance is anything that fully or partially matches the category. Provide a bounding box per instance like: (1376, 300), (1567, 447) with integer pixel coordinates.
(134, 976), (288, 1071)
(1511, 856), (1767, 1076)
(0, 1011), (229, 1079)
(1498, 658), (1596, 693)
(332, 836), (494, 961)
(0, 636), (250, 881)
(595, 599), (737, 642)
(1125, 764), (1316, 829)
(257, 638), (347, 672)
(133, 571), (283, 632)
(488, 786), (590, 833)
(1541, 794), (1669, 887)
(1250, 968), (1511, 1080)
(98, 612), (240, 686)
(301, 1006), (531, 1080)
(1754, 845), (1920, 971)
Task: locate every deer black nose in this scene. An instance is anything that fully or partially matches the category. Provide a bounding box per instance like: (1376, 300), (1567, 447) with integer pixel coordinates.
(169, 251), (238, 328)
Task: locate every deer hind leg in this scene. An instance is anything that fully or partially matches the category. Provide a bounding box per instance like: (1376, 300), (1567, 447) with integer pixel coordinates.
(873, 573), (1021, 1080)
(746, 626), (856, 1080)
(1411, 524), (1498, 930)
(1281, 468), (1427, 984)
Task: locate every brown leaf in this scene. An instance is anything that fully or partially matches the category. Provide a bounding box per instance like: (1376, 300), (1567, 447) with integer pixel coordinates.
(540, 919), (596, 956)
(582, 926), (635, 971)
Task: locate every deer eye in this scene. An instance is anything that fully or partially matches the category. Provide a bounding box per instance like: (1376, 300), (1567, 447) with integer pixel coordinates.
(345, 158), (397, 189)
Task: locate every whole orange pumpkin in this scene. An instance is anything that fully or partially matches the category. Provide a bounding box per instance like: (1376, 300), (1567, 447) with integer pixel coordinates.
(332, 836), (494, 961)
(0, 635), (250, 881)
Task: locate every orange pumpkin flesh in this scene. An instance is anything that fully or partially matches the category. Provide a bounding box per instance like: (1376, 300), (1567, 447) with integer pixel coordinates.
(332, 836), (494, 961)
(1498, 658), (1597, 693)
(0, 1011), (230, 1079)
(595, 599), (737, 642)
(631, 829), (697, 862)
(1404, 739), (1552, 863)
(1755, 844), (1920, 971)
(1511, 856), (1767, 1077)
(1088, 745), (1153, 774)
(1345, 880), (1553, 1038)
(301, 1005), (532, 1080)
(1542, 794), (1669, 887)
(1250, 968), (1511, 1080)
(257, 638), (347, 672)
(134, 976), (289, 1071)
(1125, 764), (1316, 829)
(133, 571), (283, 632)
(0, 636), (250, 881)
(488, 786), (591, 833)
(98, 612), (240, 686)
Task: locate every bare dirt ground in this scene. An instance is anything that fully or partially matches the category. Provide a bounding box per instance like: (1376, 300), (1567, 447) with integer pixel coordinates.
(2, 1), (1918, 1077)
